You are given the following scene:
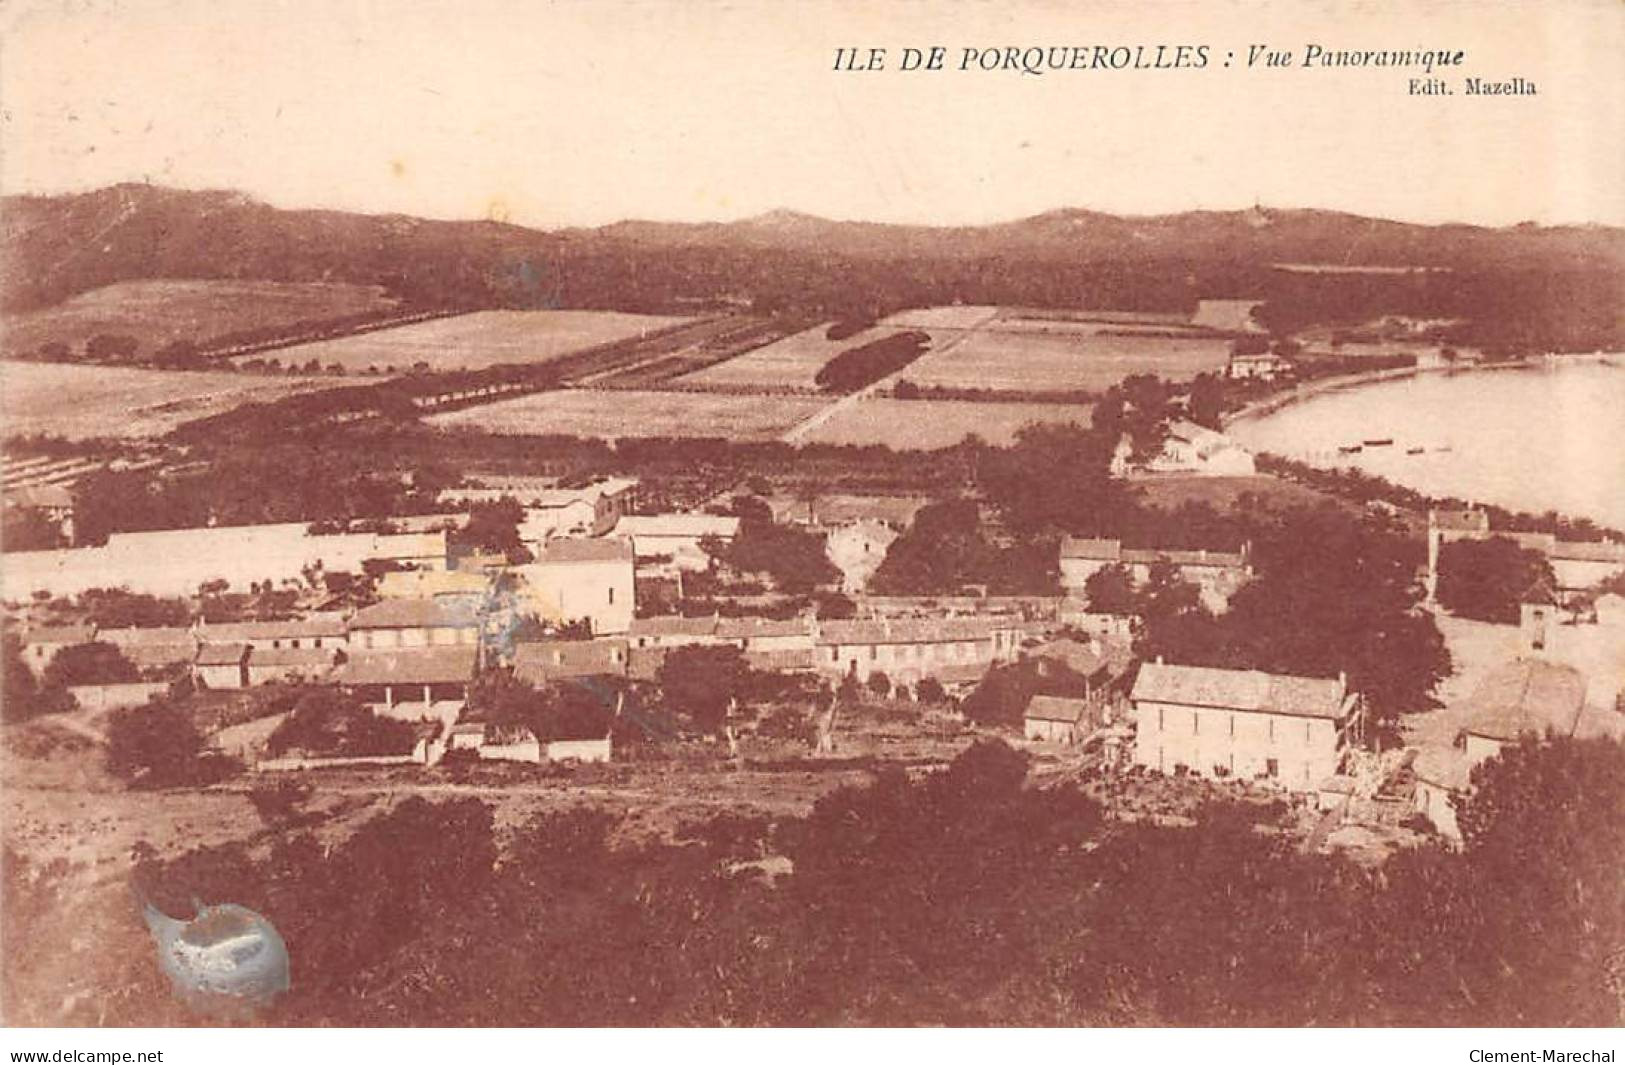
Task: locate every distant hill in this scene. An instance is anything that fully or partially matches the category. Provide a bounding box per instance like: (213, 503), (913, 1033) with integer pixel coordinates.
(5, 184), (1623, 350)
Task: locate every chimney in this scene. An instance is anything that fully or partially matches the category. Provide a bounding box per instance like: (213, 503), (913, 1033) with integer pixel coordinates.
(1156, 655), (1164, 665)
(1338, 670), (1347, 691)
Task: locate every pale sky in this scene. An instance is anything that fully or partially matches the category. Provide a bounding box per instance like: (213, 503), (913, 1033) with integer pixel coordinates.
(2, 0), (1620, 229)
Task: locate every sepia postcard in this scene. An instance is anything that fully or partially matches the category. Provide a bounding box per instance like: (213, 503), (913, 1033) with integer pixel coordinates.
(0, 0), (1622, 1052)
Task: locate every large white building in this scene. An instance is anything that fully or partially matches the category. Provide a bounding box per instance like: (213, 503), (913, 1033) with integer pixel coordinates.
(1130, 661), (1363, 790)
(813, 617), (1023, 687)
(516, 537), (635, 634)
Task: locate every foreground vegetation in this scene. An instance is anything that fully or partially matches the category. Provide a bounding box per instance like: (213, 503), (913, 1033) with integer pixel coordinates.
(5, 734), (1618, 1026)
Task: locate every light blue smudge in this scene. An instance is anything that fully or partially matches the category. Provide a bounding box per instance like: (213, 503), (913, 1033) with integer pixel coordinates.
(143, 899), (290, 1013)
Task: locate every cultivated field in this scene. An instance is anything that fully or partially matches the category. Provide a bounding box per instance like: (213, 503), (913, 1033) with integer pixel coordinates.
(800, 397), (1092, 449)
(1, 361), (332, 440)
(680, 322), (898, 390)
(234, 309), (693, 374)
(880, 305), (1003, 331)
(901, 328), (1232, 392)
(426, 387), (831, 440)
(2, 280), (401, 358)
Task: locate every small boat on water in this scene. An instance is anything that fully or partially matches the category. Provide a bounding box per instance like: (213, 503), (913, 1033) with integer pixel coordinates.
(1363, 438), (1394, 447)
(1338, 444), (1363, 455)
(1406, 446), (1425, 455)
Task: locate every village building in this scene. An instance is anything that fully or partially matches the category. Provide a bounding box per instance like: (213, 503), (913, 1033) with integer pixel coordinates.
(1059, 537), (1251, 613)
(1130, 661), (1363, 790)
(814, 617), (1023, 686)
(516, 537), (635, 635)
(627, 614), (727, 652)
(513, 637), (629, 685)
(348, 598), (480, 651)
(193, 642), (251, 690)
(1226, 351), (1293, 381)
(337, 645), (478, 723)
(245, 646), (340, 686)
(1142, 420), (1258, 477)
(98, 626), (198, 678)
(195, 614), (348, 652)
(443, 476), (637, 542)
(1412, 658), (1623, 839)
(612, 513), (739, 574)
(1024, 695), (1092, 745)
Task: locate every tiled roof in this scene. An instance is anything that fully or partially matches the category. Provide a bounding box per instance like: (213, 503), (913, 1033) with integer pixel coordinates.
(513, 638), (628, 683)
(338, 646), (478, 686)
(1059, 537), (1122, 561)
(628, 615), (721, 638)
(23, 623), (96, 645)
(350, 598), (479, 630)
(1120, 547), (1246, 568)
(1131, 661), (1351, 719)
(1025, 695), (1089, 723)
(816, 617), (1009, 646)
(716, 616), (811, 640)
(533, 537), (634, 564)
(98, 626), (194, 646)
(247, 647), (338, 669)
(1549, 540), (1625, 564)
(1461, 658), (1587, 742)
(199, 615), (347, 642)
(195, 642), (250, 666)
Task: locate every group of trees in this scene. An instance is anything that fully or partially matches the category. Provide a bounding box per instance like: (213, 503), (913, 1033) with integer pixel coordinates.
(702, 496), (839, 594)
(38, 733), (1617, 1026)
(869, 498), (1058, 596)
(813, 330), (931, 393)
(264, 687), (418, 759)
(1436, 537), (1556, 624)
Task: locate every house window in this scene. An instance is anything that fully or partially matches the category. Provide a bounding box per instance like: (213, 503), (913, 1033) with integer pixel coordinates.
(1192, 711), (1199, 736)
(1266, 758), (1279, 778)
(292, 639), (301, 649)
(1304, 721), (1312, 745)
(1228, 714), (1235, 738)
(608, 587), (615, 605)
(1157, 707), (1164, 730)
(869, 646), (877, 660)
(1268, 719), (1275, 743)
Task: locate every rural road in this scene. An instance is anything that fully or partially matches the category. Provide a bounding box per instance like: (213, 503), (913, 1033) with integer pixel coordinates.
(778, 313), (998, 444)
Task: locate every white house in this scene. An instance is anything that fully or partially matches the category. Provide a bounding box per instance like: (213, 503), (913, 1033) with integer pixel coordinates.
(1412, 657), (1623, 839)
(814, 617), (1023, 686)
(612, 513), (739, 574)
(1024, 695), (1090, 745)
(348, 598), (481, 651)
(516, 537), (635, 635)
(1130, 661), (1363, 790)
(1144, 421), (1257, 476)
(337, 645), (478, 723)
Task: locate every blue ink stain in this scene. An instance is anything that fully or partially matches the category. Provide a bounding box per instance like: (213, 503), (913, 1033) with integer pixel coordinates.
(143, 899), (290, 1013)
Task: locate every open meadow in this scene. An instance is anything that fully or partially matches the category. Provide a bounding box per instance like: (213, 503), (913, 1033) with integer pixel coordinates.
(425, 387), (831, 440)
(900, 326), (1232, 392)
(232, 309), (693, 374)
(1, 361), (332, 440)
(1, 280), (401, 358)
(680, 321), (899, 390)
(800, 397), (1091, 449)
